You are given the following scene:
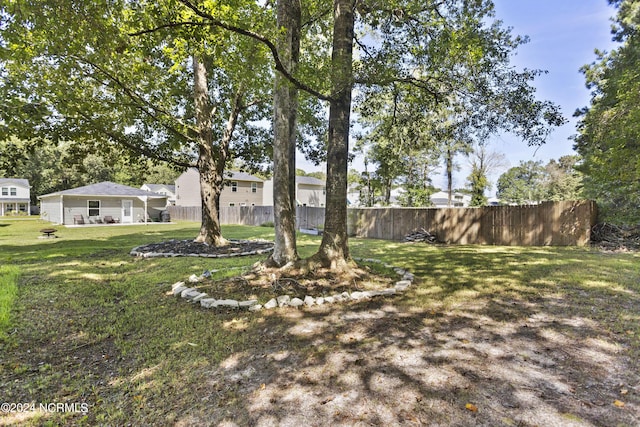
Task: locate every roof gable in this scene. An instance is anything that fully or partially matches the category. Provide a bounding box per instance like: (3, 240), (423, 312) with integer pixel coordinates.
(0, 178), (30, 188)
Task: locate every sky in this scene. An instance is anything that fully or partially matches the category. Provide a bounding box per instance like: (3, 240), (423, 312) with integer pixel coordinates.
(297, 0), (620, 194)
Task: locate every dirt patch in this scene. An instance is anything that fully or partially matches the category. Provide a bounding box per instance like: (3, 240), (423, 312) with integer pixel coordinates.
(191, 266), (397, 303)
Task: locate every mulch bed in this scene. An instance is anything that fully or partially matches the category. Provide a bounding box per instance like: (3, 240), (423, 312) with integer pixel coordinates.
(131, 239), (274, 257)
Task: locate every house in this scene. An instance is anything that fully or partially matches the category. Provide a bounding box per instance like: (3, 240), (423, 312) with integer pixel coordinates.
(262, 176), (326, 207)
(430, 191), (472, 208)
(0, 178), (31, 216)
(141, 184), (176, 206)
(39, 181), (168, 225)
(175, 168), (264, 207)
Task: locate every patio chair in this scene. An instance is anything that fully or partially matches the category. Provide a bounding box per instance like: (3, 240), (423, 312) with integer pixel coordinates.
(103, 215), (116, 224)
(73, 214), (85, 225)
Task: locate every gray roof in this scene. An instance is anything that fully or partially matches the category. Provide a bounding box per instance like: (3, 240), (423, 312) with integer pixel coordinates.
(0, 178), (30, 187)
(225, 171), (263, 183)
(296, 176), (325, 186)
(39, 181), (166, 198)
(143, 184), (176, 193)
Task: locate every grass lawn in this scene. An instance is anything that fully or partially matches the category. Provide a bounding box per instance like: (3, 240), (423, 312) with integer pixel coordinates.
(0, 218), (639, 426)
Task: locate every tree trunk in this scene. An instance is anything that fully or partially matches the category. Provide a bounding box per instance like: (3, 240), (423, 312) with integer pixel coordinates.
(314, 0), (355, 269)
(446, 147), (453, 207)
(192, 55), (243, 247)
(269, 0), (301, 266)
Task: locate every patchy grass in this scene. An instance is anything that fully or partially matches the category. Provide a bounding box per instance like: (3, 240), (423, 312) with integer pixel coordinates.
(0, 266), (20, 338)
(0, 219), (639, 426)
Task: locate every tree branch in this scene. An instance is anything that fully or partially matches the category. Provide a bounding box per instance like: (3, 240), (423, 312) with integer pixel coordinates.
(130, 1), (333, 102)
(66, 54), (197, 141)
(74, 109), (194, 168)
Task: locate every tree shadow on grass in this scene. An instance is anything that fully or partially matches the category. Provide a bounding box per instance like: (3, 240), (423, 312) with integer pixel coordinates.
(2, 231), (640, 426)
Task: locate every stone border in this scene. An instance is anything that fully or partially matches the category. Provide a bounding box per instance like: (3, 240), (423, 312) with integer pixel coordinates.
(169, 257), (416, 312)
(130, 239), (274, 258)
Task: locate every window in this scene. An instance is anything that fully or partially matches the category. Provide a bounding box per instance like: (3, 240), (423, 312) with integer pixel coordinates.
(251, 182), (257, 193)
(88, 200), (100, 216)
(240, 202), (247, 207)
(1, 188), (7, 196)
(10, 187), (16, 196)
(231, 181), (238, 192)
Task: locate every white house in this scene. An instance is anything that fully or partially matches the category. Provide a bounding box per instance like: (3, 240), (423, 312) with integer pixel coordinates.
(262, 176), (326, 207)
(0, 178), (30, 215)
(141, 184), (176, 206)
(39, 181), (167, 225)
(430, 191), (472, 208)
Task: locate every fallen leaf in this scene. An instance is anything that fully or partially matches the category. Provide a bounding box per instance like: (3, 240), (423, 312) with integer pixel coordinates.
(465, 403), (478, 412)
(260, 383), (266, 390)
(620, 389), (628, 395)
(613, 400), (625, 408)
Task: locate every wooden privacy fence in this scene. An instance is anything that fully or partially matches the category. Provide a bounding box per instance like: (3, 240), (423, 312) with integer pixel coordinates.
(348, 200), (597, 246)
(169, 200), (597, 246)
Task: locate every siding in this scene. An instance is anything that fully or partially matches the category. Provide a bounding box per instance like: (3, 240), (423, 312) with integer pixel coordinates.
(41, 196), (167, 225)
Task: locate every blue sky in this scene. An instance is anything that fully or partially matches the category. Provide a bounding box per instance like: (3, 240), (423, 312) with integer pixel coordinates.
(488, 0), (618, 176)
(298, 0), (619, 192)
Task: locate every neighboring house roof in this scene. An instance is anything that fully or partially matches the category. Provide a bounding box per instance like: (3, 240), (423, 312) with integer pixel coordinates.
(143, 184), (176, 194)
(0, 178), (30, 187)
(296, 176), (325, 186)
(39, 181), (166, 198)
(225, 171), (263, 183)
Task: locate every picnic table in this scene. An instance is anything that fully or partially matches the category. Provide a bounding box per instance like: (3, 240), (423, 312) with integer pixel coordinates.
(39, 228), (57, 238)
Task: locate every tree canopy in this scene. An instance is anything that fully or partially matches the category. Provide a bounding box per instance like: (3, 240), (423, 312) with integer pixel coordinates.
(496, 156), (583, 205)
(574, 0), (640, 224)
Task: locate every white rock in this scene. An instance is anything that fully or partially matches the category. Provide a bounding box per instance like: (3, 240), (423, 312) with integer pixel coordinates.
(324, 296), (335, 304)
(341, 292), (350, 300)
(264, 298), (278, 309)
(380, 288), (397, 296)
(183, 289), (202, 299)
(188, 274), (202, 282)
(304, 296), (315, 306)
(350, 291), (368, 300)
(200, 298), (217, 308)
(395, 280), (411, 291)
(289, 298), (304, 307)
(403, 272), (415, 281)
(239, 300), (258, 308)
(171, 281), (185, 291)
(277, 295), (291, 307)
(249, 304), (263, 312)
(214, 299), (239, 308)
(172, 285), (187, 296)
(190, 292), (208, 302)
(316, 297), (325, 305)
(180, 288), (195, 298)
(394, 268), (406, 276)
